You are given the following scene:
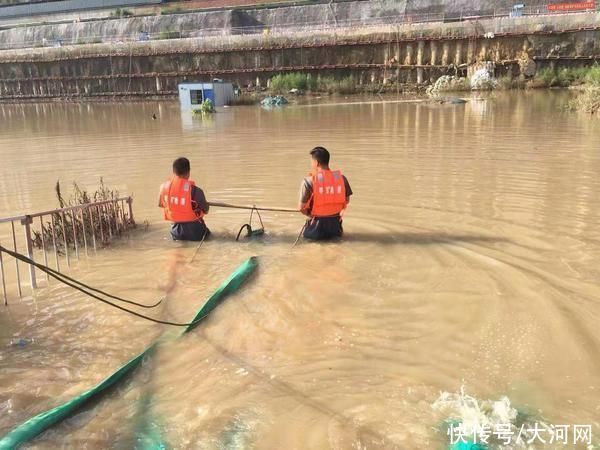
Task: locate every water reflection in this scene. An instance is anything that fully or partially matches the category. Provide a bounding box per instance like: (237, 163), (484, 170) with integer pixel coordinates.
(1, 92), (600, 448)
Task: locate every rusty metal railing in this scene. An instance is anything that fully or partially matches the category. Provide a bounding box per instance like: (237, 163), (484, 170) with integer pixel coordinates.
(0, 196), (134, 305)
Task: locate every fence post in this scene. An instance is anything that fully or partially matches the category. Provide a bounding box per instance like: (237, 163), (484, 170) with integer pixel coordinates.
(0, 240), (7, 305)
(10, 222), (22, 298)
(127, 197), (134, 224)
(21, 215), (37, 290)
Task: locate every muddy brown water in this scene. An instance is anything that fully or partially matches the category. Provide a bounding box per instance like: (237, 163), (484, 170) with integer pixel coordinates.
(0, 92), (599, 449)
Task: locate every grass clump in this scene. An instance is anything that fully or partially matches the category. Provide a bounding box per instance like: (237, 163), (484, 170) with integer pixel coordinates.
(497, 75), (526, 90)
(270, 73), (316, 92)
(533, 66), (599, 88)
(316, 76), (356, 94)
(584, 65), (600, 86)
(160, 6), (184, 15)
(568, 87), (600, 114)
(556, 67), (588, 86)
(192, 99), (216, 115)
(200, 99), (215, 113)
(110, 8), (134, 18)
(269, 73), (357, 94)
(532, 67), (556, 87)
(32, 179), (134, 251)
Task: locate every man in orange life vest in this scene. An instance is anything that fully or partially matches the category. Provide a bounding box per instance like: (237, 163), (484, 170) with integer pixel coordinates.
(299, 147), (352, 240)
(159, 157), (210, 241)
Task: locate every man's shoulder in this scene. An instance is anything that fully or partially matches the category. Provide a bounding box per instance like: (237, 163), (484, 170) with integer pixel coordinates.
(337, 172), (350, 184)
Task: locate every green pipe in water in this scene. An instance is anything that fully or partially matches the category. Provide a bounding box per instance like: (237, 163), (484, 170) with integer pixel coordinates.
(0, 257), (258, 450)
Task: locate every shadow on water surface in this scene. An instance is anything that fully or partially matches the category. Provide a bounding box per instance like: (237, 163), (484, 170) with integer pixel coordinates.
(343, 232), (508, 245)
(200, 232), (509, 246)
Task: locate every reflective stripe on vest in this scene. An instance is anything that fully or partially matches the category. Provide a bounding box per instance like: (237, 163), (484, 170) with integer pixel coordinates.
(160, 177), (204, 223)
(311, 169), (347, 217)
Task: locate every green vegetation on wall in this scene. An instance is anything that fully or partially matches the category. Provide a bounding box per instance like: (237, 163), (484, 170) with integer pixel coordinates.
(533, 66), (600, 88)
(269, 73), (356, 94)
(160, 6), (184, 15)
(110, 8), (134, 18)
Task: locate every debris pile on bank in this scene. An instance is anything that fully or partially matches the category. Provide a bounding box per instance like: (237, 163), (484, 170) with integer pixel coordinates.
(470, 68), (498, 91)
(260, 96), (289, 107)
(426, 76), (470, 95)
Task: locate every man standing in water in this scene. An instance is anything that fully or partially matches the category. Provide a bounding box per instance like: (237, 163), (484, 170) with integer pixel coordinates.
(299, 147), (352, 240)
(159, 157), (210, 241)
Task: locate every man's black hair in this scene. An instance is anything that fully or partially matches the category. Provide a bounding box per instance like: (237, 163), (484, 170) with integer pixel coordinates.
(310, 146), (330, 166)
(173, 157), (191, 176)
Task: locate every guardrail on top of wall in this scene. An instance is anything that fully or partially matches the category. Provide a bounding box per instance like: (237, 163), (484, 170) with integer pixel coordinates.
(0, 0), (162, 18)
(0, 5), (597, 52)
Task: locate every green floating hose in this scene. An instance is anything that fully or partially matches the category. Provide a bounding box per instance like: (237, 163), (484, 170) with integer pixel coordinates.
(451, 442), (488, 450)
(0, 257), (258, 450)
(134, 255), (260, 450)
(133, 390), (165, 450)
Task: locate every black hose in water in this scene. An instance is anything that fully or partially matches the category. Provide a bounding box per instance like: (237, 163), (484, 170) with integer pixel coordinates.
(0, 245), (210, 327)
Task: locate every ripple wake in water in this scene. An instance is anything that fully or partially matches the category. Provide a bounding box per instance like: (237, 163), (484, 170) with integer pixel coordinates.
(433, 386), (598, 450)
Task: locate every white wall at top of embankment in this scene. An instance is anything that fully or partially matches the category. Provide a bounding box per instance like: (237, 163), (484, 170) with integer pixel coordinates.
(1, 9), (599, 63)
(0, 0), (598, 51)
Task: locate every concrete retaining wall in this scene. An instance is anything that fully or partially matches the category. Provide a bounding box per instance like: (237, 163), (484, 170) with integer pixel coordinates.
(0, 5), (599, 99)
(0, 10), (232, 47)
(2, 0), (594, 47)
(0, 12), (599, 100)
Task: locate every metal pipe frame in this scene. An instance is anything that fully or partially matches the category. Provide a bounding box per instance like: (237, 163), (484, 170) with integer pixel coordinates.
(0, 196), (133, 304)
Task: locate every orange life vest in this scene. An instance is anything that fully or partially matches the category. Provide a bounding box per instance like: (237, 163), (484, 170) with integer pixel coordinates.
(160, 176), (204, 223)
(310, 169), (347, 217)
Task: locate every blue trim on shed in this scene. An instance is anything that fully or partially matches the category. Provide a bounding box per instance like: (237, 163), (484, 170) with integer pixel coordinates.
(203, 89), (215, 103)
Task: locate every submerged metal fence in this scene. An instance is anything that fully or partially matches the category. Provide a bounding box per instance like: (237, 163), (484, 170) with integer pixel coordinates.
(0, 196), (134, 305)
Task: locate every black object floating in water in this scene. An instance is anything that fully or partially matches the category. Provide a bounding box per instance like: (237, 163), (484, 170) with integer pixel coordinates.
(236, 207), (265, 241)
